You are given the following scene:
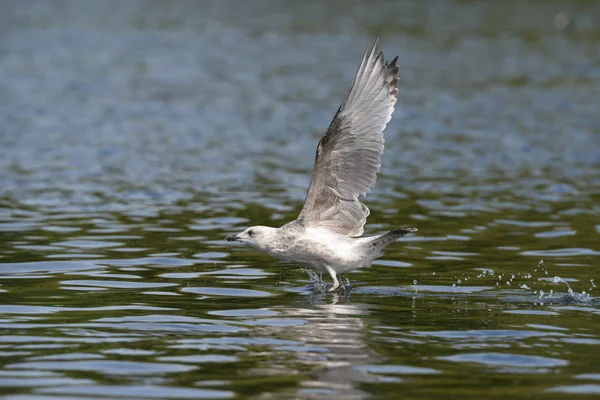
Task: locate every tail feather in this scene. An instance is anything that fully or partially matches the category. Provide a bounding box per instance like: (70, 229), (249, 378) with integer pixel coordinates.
(358, 227), (418, 255)
(381, 228), (418, 244)
(388, 227), (418, 238)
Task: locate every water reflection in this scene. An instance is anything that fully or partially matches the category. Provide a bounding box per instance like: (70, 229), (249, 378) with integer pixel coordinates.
(272, 302), (378, 398)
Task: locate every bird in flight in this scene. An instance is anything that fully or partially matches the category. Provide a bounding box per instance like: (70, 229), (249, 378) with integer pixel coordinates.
(227, 40), (417, 291)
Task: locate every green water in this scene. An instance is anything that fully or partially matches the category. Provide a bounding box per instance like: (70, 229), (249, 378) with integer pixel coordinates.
(1, 1), (599, 399)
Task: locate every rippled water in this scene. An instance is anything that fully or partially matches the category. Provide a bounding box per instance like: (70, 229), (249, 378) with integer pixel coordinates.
(1, 1), (600, 399)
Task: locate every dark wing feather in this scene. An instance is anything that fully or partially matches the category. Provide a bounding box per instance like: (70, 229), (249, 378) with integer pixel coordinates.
(297, 40), (399, 236)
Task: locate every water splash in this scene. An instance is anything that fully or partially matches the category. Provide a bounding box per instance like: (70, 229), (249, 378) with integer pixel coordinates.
(476, 269), (492, 278)
(544, 276), (594, 303)
(303, 268), (328, 292)
(529, 261), (595, 304)
(302, 269), (351, 295)
(473, 261), (595, 304)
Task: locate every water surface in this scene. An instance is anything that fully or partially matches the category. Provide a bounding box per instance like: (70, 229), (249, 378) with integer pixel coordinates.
(1, 1), (599, 399)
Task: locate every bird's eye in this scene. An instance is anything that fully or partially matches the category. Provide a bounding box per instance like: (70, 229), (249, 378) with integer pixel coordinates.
(248, 230), (254, 237)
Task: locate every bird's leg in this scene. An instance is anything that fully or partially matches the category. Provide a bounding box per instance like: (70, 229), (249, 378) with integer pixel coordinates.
(325, 266), (339, 292)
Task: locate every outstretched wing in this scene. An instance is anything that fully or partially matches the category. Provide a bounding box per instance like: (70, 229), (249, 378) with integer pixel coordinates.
(297, 40), (399, 237)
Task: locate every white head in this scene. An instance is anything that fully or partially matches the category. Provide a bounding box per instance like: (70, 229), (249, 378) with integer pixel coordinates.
(225, 226), (278, 253)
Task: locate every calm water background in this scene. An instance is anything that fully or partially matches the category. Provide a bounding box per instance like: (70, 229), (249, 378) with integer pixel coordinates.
(1, 1), (599, 399)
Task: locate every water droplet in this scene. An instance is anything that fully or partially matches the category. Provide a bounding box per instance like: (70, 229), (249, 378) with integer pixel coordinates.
(554, 11), (571, 30)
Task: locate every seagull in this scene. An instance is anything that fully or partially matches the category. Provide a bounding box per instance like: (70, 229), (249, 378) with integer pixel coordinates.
(226, 40), (417, 291)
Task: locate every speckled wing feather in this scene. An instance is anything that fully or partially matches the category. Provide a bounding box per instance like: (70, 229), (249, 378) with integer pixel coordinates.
(297, 40), (399, 236)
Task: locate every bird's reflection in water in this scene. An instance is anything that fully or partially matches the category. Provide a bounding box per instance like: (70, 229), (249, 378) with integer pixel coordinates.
(258, 299), (386, 399)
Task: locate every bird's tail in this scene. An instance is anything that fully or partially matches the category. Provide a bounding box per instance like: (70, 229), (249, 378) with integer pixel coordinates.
(380, 228), (418, 245)
(359, 227), (417, 254)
